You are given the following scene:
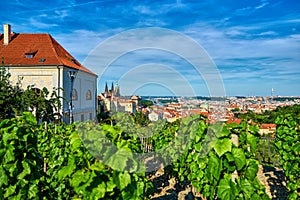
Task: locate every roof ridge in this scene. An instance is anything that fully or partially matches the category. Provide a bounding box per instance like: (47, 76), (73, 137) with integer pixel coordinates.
(48, 35), (97, 76)
(0, 33), (97, 76)
(47, 34), (64, 65)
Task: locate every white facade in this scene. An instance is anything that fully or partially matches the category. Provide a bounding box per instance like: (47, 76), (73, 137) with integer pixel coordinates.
(68, 70), (97, 122)
(0, 24), (98, 124)
(8, 66), (97, 123)
(148, 111), (163, 121)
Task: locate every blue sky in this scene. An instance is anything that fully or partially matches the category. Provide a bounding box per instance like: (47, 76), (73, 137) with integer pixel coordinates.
(1, 0), (299, 96)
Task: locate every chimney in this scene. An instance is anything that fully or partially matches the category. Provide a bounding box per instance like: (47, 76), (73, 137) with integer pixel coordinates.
(3, 24), (11, 45)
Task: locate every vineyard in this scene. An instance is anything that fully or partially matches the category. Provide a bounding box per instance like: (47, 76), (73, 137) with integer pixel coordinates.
(0, 111), (299, 199)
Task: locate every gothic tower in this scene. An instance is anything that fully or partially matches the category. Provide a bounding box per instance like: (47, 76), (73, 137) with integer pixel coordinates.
(115, 81), (120, 97)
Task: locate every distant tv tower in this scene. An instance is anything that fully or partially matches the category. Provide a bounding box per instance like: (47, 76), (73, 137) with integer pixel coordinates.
(271, 88), (275, 97)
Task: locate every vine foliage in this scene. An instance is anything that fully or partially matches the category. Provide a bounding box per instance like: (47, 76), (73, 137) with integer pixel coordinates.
(0, 113), (152, 199)
(2, 111), (298, 199)
(275, 114), (300, 199)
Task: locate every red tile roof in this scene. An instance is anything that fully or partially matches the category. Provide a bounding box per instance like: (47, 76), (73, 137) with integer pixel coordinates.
(260, 123), (276, 129)
(227, 118), (242, 124)
(0, 33), (96, 76)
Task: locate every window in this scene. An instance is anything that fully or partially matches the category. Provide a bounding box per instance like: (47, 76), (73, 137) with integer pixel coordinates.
(86, 90), (92, 100)
(72, 89), (78, 101)
(25, 54), (34, 58)
(25, 50), (37, 58)
(81, 114), (84, 122)
(89, 113), (93, 120)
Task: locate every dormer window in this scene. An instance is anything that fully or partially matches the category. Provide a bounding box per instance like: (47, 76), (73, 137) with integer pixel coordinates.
(25, 54), (34, 58)
(25, 50), (37, 58)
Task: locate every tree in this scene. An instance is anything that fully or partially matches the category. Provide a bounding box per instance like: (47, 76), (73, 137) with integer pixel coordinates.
(0, 58), (23, 119)
(231, 107), (240, 112)
(239, 105), (300, 124)
(134, 111), (149, 126)
(140, 100), (154, 108)
(0, 57), (62, 122)
(21, 86), (62, 122)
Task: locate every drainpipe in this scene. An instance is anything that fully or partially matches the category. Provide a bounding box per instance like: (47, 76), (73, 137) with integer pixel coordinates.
(57, 65), (61, 121)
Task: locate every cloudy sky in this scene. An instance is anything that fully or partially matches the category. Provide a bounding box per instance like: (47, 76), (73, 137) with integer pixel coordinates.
(1, 0), (299, 96)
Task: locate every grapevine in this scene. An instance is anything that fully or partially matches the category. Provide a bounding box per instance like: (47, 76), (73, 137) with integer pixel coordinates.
(275, 114), (300, 199)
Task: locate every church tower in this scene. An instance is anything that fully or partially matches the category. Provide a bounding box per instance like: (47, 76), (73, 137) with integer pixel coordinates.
(104, 82), (109, 97)
(115, 81), (120, 97)
(111, 82), (114, 95)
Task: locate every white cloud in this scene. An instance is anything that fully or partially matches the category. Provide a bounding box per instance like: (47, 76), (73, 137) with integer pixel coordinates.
(54, 10), (69, 20)
(119, 64), (196, 96)
(29, 18), (58, 28)
(54, 28), (125, 61)
(256, 31), (277, 36)
(1, 0), (299, 96)
(181, 21), (300, 86)
(234, 0), (269, 16)
(255, 1), (269, 9)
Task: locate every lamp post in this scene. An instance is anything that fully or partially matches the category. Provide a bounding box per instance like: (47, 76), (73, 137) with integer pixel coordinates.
(68, 69), (78, 124)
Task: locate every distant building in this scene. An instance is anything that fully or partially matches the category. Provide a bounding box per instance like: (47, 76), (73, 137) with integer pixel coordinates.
(259, 123), (276, 136)
(131, 95), (141, 109)
(148, 110), (163, 121)
(0, 24), (98, 123)
(227, 118), (242, 125)
(98, 82), (137, 113)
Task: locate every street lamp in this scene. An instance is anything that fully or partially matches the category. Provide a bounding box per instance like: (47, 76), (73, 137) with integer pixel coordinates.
(68, 69), (78, 124)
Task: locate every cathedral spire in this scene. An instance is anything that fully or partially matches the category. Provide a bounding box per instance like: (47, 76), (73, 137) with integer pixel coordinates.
(105, 82), (109, 94)
(111, 82), (114, 94)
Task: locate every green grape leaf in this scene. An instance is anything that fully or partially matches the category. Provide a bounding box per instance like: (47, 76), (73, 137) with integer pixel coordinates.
(4, 184), (16, 198)
(106, 178), (116, 192)
(90, 182), (106, 199)
(223, 158), (236, 172)
(0, 168), (8, 187)
(17, 160), (31, 180)
(105, 148), (131, 171)
(207, 153), (222, 181)
(237, 178), (255, 198)
(214, 138), (232, 157)
(70, 136), (82, 150)
(246, 134), (258, 151)
(114, 171), (131, 190)
(217, 174), (238, 200)
(70, 170), (85, 188)
(4, 145), (15, 163)
(219, 126), (230, 138)
(58, 155), (76, 180)
(225, 152), (235, 162)
(28, 182), (39, 199)
(245, 159), (258, 181)
(21, 112), (37, 124)
(3, 132), (18, 144)
(232, 148), (246, 171)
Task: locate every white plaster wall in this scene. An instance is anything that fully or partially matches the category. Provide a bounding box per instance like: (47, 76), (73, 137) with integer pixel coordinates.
(7, 66), (59, 94)
(7, 66), (97, 123)
(70, 70), (97, 122)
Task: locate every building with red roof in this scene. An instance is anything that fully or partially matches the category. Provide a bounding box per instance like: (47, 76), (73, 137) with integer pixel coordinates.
(259, 123), (276, 136)
(0, 24), (98, 123)
(98, 83), (138, 113)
